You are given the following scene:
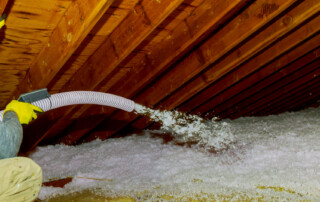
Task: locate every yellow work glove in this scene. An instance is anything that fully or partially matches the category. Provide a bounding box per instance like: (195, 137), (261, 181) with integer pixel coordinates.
(4, 100), (43, 124)
(0, 16), (5, 30)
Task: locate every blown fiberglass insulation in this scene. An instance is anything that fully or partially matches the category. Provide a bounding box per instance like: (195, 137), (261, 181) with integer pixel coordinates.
(30, 107), (320, 200)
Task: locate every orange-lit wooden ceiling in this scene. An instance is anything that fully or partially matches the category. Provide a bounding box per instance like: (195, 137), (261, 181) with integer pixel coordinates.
(0, 0), (319, 152)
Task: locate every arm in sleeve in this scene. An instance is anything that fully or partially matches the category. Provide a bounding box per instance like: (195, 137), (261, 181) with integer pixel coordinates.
(0, 111), (23, 159)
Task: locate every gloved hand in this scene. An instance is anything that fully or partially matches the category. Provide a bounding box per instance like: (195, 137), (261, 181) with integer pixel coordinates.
(4, 100), (43, 124)
(0, 14), (5, 30)
(0, 19), (4, 29)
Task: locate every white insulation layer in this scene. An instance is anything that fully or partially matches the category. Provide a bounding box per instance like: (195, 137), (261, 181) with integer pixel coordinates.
(0, 91), (135, 121)
(32, 107), (320, 200)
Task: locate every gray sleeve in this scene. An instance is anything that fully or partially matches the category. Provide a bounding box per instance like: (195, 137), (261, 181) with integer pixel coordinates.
(0, 111), (23, 159)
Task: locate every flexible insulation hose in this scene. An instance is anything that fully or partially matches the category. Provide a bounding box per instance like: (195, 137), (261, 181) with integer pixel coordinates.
(0, 91), (135, 121)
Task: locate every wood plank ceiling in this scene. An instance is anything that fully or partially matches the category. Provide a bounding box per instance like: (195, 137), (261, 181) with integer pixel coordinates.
(0, 0), (319, 153)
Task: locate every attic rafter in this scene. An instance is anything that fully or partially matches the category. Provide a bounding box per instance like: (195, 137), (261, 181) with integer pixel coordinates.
(157, 0), (320, 112)
(258, 74), (320, 116)
(217, 13), (320, 120)
(195, 44), (320, 118)
(0, 0), (9, 16)
(84, 0), (300, 142)
(268, 79), (320, 115)
(130, 0), (320, 129)
(114, 0), (301, 132)
(59, 0), (251, 144)
(22, 0), (185, 150)
(241, 65), (320, 118)
(61, 0), (185, 92)
(196, 44), (320, 119)
(179, 1), (320, 116)
(287, 89), (320, 113)
(10, 0), (113, 99)
(135, 40), (320, 130)
(230, 59), (320, 119)
(176, 8), (320, 120)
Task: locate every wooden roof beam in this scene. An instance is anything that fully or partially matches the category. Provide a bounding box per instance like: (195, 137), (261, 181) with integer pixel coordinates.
(22, 0), (185, 150)
(124, 0), (312, 130)
(61, 0), (252, 144)
(134, 0), (320, 124)
(61, 0), (185, 92)
(195, 43), (320, 119)
(212, 34), (320, 118)
(159, 0), (320, 112)
(258, 78), (320, 116)
(83, 0), (300, 141)
(253, 70), (320, 115)
(140, 46), (320, 126)
(226, 60), (320, 119)
(246, 62), (320, 116)
(10, 0), (114, 99)
(0, 0), (9, 17)
(289, 89), (320, 113)
(181, 3), (320, 117)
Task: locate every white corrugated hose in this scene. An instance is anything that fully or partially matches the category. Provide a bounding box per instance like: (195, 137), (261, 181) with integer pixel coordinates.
(0, 91), (135, 121)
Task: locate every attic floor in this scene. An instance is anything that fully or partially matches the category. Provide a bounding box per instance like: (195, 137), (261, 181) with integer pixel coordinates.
(36, 188), (308, 201)
(36, 190), (134, 202)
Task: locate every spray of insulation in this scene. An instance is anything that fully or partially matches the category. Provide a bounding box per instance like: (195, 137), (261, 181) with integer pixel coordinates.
(134, 104), (234, 151)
